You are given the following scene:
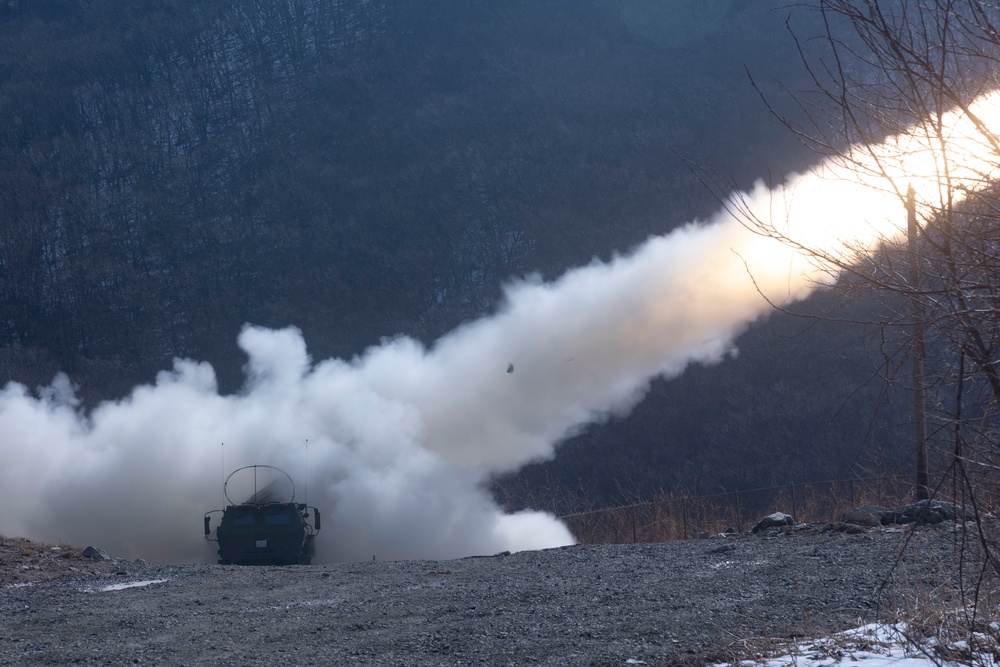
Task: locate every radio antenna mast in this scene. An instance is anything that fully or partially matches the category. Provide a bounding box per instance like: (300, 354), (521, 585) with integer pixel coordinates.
(221, 442), (225, 507)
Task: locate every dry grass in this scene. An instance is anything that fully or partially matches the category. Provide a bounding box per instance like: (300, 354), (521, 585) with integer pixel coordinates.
(563, 478), (916, 544)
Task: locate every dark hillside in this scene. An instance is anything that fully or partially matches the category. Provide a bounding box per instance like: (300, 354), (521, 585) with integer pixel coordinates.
(0, 1), (912, 505)
(499, 291), (914, 510)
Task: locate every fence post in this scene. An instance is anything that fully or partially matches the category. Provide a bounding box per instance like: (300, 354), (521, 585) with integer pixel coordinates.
(735, 491), (742, 533)
(790, 484), (797, 520)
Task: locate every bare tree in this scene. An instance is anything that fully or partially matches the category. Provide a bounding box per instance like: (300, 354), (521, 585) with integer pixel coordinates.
(737, 0), (1000, 651)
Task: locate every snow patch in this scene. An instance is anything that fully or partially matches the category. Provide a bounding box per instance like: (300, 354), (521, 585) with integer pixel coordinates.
(86, 578), (169, 593)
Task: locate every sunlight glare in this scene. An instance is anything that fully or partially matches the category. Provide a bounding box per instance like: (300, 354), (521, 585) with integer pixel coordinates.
(745, 90), (1000, 269)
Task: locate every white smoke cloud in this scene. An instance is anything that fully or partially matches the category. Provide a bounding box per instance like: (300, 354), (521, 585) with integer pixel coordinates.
(2, 91), (999, 563)
(0, 194), (819, 564)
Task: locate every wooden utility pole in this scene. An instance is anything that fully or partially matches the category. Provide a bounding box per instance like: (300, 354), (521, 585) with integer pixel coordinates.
(907, 185), (929, 500)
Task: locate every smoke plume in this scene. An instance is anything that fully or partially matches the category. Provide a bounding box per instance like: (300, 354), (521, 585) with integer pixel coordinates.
(2, 92), (999, 563)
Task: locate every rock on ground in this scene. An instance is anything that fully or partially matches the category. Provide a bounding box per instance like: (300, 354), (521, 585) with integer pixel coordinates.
(0, 537), (136, 586)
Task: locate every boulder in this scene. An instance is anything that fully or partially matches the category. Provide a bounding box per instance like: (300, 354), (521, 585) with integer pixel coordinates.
(843, 500), (976, 527)
(883, 500), (975, 523)
(81, 546), (111, 561)
(887, 502), (944, 525)
(751, 512), (794, 534)
(841, 507), (883, 527)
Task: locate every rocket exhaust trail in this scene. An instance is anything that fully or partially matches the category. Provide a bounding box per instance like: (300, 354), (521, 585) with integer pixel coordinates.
(1, 92), (998, 562)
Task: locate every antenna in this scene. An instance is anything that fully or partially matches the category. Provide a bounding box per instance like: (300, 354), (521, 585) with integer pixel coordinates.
(221, 442), (225, 507)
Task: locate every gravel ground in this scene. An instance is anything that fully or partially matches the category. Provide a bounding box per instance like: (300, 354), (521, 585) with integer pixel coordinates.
(0, 523), (977, 666)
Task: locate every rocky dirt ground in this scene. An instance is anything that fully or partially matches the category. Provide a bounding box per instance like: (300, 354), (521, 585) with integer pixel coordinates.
(0, 522), (985, 666)
(0, 536), (148, 586)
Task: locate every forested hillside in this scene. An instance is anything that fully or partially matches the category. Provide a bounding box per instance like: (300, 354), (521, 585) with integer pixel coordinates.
(0, 0), (914, 507)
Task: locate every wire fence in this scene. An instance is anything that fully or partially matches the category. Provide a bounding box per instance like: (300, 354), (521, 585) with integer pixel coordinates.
(559, 475), (919, 544)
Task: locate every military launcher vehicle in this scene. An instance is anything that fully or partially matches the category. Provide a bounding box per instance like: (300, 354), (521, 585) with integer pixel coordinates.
(204, 465), (321, 565)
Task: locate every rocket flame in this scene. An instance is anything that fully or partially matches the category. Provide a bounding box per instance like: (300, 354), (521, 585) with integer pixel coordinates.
(758, 91), (1000, 262)
(1, 93), (999, 563)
